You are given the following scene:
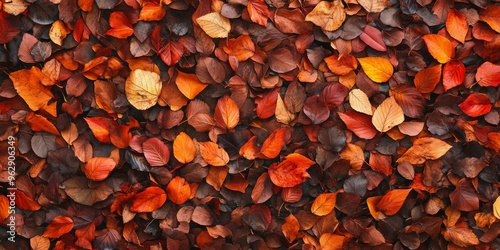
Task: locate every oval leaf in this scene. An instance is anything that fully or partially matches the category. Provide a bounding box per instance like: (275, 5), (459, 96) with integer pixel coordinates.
(268, 153), (315, 188)
(83, 157), (116, 181)
(422, 34), (454, 63)
(397, 137), (452, 164)
(125, 69), (162, 110)
(198, 141), (230, 167)
(42, 216), (74, 238)
(130, 186), (167, 213)
(358, 57), (393, 83)
(458, 93), (492, 117)
(173, 132), (196, 164)
(372, 96), (405, 132)
(311, 192), (338, 216)
(196, 12), (231, 38)
(349, 89), (373, 115)
(142, 137), (170, 166)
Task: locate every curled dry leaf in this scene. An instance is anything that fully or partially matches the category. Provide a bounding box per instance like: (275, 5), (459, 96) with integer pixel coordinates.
(196, 12), (231, 38)
(372, 96), (405, 133)
(305, 0), (346, 32)
(397, 137), (452, 164)
(125, 69), (162, 110)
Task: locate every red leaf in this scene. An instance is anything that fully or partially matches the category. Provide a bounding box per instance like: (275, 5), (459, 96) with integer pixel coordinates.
(159, 41), (184, 66)
(268, 153), (315, 187)
(142, 138), (170, 166)
(130, 186), (167, 213)
(338, 110), (378, 139)
(476, 61), (500, 87)
(359, 25), (387, 52)
(43, 216), (74, 238)
(458, 93), (492, 117)
(247, 0), (270, 26)
(319, 83), (349, 109)
(443, 60), (465, 91)
(414, 64), (442, 93)
(255, 88), (279, 119)
(375, 189), (411, 216)
(449, 179), (479, 212)
(105, 11), (134, 38)
(303, 95), (330, 124)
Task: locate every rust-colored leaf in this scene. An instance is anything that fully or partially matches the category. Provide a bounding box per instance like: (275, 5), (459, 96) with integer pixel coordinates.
(268, 153), (315, 188)
(198, 141), (230, 167)
(397, 137), (452, 164)
(83, 157), (116, 181)
(130, 186), (167, 213)
(311, 192), (337, 216)
(166, 176), (191, 205)
(42, 216), (74, 238)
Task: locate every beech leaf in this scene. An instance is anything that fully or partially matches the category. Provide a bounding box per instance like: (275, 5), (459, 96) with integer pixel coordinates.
(397, 137), (452, 164)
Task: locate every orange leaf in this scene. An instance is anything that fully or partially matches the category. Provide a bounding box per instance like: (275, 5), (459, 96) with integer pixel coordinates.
(247, 0), (270, 26)
(30, 235), (50, 250)
(83, 157), (116, 181)
(82, 56), (123, 80)
(43, 216), (74, 238)
(480, 4), (500, 33)
(9, 67), (56, 116)
(214, 95), (240, 130)
(239, 136), (260, 160)
(206, 166), (229, 191)
(443, 221), (480, 247)
(446, 9), (468, 43)
(398, 137), (452, 164)
(487, 132), (500, 152)
(458, 93), (492, 117)
(84, 117), (111, 143)
(375, 189), (412, 216)
(311, 192), (337, 216)
(198, 141), (230, 167)
(268, 153), (315, 187)
(16, 190), (41, 211)
(175, 70), (208, 100)
(0, 196), (10, 222)
(78, 0), (93, 12)
(130, 186), (167, 212)
(26, 112), (60, 135)
(358, 57), (393, 83)
(282, 214), (300, 243)
(105, 11), (134, 38)
(443, 60), (465, 91)
(369, 152), (392, 176)
(340, 143), (365, 170)
(142, 137), (170, 166)
(475, 61), (500, 87)
(305, 0), (346, 32)
(324, 53), (358, 75)
(166, 176), (191, 205)
(223, 35), (255, 62)
(422, 34), (454, 63)
(139, 3), (166, 21)
(224, 174), (249, 193)
(259, 128), (287, 159)
(319, 233), (344, 250)
(372, 96), (405, 132)
(367, 196), (386, 220)
(173, 132), (196, 164)
(414, 64), (442, 93)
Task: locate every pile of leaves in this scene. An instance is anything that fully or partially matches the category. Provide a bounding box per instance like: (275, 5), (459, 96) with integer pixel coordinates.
(1, 0), (500, 248)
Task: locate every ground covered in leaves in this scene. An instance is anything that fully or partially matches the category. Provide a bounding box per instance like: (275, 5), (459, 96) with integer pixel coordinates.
(1, 0), (500, 249)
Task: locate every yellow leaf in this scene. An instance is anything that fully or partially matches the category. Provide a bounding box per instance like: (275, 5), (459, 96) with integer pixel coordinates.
(311, 192), (337, 216)
(372, 96), (404, 132)
(358, 57), (393, 83)
(396, 137), (452, 164)
(3, 0), (29, 16)
(305, 0), (346, 32)
(49, 20), (68, 46)
(173, 132), (196, 164)
(349, 89), (373, 115)
(275, 94), (296, 125)
(125, 69), (162, 110)
(493, 196), (500, 219)
(196, 12), (231, 38)
(340, 143), (365, 170)
(175, 70), (208, 100)
(357, 0), (391, 13)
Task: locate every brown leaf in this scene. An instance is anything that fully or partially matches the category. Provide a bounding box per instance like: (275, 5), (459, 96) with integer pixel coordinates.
(305, 0), (346, 32)
(282, 214), (300, 243)
(397, 137), (452, 164)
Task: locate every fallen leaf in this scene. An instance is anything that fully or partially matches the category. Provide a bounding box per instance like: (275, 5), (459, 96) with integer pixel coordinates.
(442, 221), (480, 247)
(247, 0), (270, 26)
(223, 35), (255, 62)
(358, 57), (394, 83)
(196, 12), (231, 38)
(422, 34), (454, 63)
(83, 157), (116, 181)
(372, 96), (405, 132)
(311, 192), (338, 216)
(458, 93), (492, 117)
(268, 153), (315, 188)
(130, 186), (167, 213)
(105, 11), (134, 38)
(340, 143), (365, 170)
(259, 127), (287, 159)
(480, 4), (500, 33)
(397, 137), (452, 164)
(446, 9), (468, 43)
(376, 189), (412, 216)
(339, 110), (377, 139)
(173, 132), (196, 164)
(282, 214), (300, 243)
(305, 0), (346, 32)
(49, 20), (68, 46)
(125, 69), (162, 110)
(43, 216), (74, 238)
(475, 61), (500, 87)
(139, 2), (166, 21)
(414, 64), (442, 93)
(349, 89), (373, 115)
(493, 196), (500, 219)
(357, 0), (390, 13)
(214, 95), (240, 130)
(142, 137), (170, 166)
(319, 233), (344, 250)
(166, 176), (191, 205)
(198, 141), (230, 167)
(175, 70), (208, 100)
(443, 60), (465, 91)
(30, 235), (50, 250)
(9, 67), (56, 116)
